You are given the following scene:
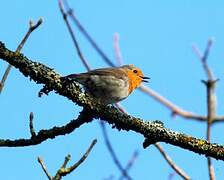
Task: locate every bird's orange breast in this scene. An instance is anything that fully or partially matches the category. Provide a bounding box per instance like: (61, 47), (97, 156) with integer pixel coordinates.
(127, 70), (143, 94)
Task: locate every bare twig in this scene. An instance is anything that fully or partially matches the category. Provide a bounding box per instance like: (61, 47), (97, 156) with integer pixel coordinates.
(140, 84), (224, 123)
(54, 139), (97, 180)
(29, 112), (36, 137)
(118, 150), (138, 180)
(101, 122), (132, 180)
(38, 139), (97, 180)
(63, 0), (115, 67)
(155, 143), (190, 180)
(192, 38), (214, 80)
(38, 157), (52, 180)
(0, 108), (93, 147)
(58, 0), (90, 71)
(115, 103), (128, 114)
(62, 139), (96, 172)
(193, 39), (216, 180)
(0, 18), (42, 93)
(139, 85), (206, 120)
(113, 32), (123, 66)
(111, 34), (129, 114)
(61, 154), (71, 169)
(168, 172), (176, 180)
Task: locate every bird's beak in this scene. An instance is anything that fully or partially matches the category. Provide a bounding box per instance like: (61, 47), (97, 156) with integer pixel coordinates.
(140, 76), (150, 83)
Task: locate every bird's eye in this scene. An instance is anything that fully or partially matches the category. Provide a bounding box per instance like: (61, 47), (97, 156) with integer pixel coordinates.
(133, 69), (138, 73)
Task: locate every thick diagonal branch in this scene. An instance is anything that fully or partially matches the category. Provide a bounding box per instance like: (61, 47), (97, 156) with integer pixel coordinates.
(1, 42), (224, 161)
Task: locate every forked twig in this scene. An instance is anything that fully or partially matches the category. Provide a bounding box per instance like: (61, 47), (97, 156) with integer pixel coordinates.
(59, 0), (90, 71)
(54, 139), (97, 179)
(0, 18), (42, 93)
(38, 139), (97, 180)
(193, 39), (216, 180)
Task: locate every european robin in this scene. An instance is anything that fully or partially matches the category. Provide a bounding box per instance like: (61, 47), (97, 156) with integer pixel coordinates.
(65, 64), (149, 104)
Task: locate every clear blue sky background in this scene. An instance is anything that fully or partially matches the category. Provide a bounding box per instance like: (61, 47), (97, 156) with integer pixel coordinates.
(1, 0), (224, 179)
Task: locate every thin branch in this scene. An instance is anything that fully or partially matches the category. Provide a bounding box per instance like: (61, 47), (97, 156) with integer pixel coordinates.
(113, 32), (123, 66)
(115, 103), (128, 114)
(139, 85), (206, 120)
(155, 143), (190, 180)
(140, 84), (224, 123)
(54, 139), (97, 179)
(111, 32), (129, 114)
(101, 122), (132, 180)
(38, 157), (52, 180)
(61, 154), (71, 169)
(168, 173), (176, 180)
(204, 80), (216, 180)
(38, 140), (97, 180)
(29, 112), (36, 137)
(194, 39), (216, 180)
(1, 43), (224, 160)
(63, 0), (115, 67)
(58, 0), (90, 71)
(62, 139), (97, 172)
(192, 38), (214, 80)
(0, 18), (42, 93)
(118, 150), (138, 180)
(0, 108), (93, 147)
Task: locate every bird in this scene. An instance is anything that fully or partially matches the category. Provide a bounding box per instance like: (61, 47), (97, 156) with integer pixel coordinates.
(65, 64), (149, 104)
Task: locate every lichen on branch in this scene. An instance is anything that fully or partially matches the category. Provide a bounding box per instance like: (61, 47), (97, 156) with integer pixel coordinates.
(0, 41), (224, 161)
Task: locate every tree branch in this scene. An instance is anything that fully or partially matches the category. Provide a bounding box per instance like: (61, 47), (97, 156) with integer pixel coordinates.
(101, 122), (131, 180)
(0, 108), (93, 147)
(155, 143), (190, 180)
(29, 112), (36, 137)
(53, 139), (97, 179)
(58, 0), (91, 70)
(38, 157), (52, 180)
(118, 150), (138, 180)
(1, 42), (224, 161)
(38, 139), (97, 180)
(194, 39), (216, 180)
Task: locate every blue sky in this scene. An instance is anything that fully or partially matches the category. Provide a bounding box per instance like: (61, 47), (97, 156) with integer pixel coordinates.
(1, 0), (224, 179)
